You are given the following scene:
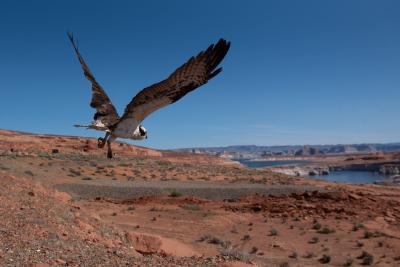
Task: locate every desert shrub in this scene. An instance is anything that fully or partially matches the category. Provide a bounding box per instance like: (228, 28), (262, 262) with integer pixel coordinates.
(89, 161), (98, 167)
(249, 246), (258, 254)
(24, 170), (34, 176)
(269, 228), (278, 236)
(69, 168), (81, 176)
(363, 230), (383, 239)
(38, 152), (52, 160)
(288, 252), (298, 259)
(312, 222), (322, 230)
(180, 204), (201, 211)
(303, 252), (315, 258)
(149, 207), (167, 212)
(352, 222), (364, 231)
(230, 228), (238, 234)
(220, 249), (250, 262)
(241, 234), (251, 241)
(208, 237), (231, 248)
(358, 251), (373, 265)
(82, 177), (92, 180)
(157, 161), (171, 167)
(169, 190), (182, 197)
(344, 258), (353, 266)
(309, 236), (319, 244)
(197, 234), (212, 242)
(132, 169), (140, 175)
(318, 226), (335, 234)
(197, 234), (231, 248)
(319, 254), (331, 264)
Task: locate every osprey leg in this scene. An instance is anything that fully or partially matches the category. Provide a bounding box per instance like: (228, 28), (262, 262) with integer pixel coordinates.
(107, 139), (113, 159)
(98, 132), (110, 148)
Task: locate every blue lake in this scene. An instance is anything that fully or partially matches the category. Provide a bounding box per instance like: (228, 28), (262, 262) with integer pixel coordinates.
(240, 160), (390, 184)
(238, 160), (311, 168)
(308, 171), (389, 184)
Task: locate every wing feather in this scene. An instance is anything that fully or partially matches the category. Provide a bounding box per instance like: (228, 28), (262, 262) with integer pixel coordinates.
(67, 33), (120, 127)
(114, 38), (230, 133)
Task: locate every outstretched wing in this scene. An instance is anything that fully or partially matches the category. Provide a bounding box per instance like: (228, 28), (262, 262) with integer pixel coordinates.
(114, 38), (230, 133)
(67, 32), (120, 127)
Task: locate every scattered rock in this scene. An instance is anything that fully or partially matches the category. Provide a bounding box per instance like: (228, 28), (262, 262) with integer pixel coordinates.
(125, 232), (199, 257)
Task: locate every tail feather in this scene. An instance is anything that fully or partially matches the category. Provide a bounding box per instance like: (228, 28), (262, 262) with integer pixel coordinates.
(73, 124), (91, 129)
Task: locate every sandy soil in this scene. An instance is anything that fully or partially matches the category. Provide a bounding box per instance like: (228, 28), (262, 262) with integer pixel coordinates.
(1, 130), (400, 266)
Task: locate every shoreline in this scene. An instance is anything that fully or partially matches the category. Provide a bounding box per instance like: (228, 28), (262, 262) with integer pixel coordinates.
(238, 155), (400, 186)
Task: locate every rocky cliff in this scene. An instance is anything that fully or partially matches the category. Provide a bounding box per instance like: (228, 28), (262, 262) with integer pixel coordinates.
(177, 143), (400, 160)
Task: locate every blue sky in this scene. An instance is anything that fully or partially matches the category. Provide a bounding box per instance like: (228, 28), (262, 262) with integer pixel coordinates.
(1, 1), (399, 149)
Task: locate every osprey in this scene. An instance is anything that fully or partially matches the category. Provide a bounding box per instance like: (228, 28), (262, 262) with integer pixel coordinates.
(68, 33), (230, 158)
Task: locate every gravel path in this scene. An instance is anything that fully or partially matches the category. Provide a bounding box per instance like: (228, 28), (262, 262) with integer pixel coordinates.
(55, 180), (325, 200)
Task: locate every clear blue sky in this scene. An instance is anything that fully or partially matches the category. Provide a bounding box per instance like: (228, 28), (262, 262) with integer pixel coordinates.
(1, 1), (399, 149)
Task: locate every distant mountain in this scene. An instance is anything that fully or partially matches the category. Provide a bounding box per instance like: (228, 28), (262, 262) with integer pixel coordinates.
(176, 143), (400, 160)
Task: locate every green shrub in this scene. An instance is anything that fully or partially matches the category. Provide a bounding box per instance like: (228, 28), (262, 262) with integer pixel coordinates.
(319, 254), (331, 264)
(169, 190), (182, 197)
(318, 226), (335, 234)
(24, 170), (34, 176)
(181, 204), (201, 211)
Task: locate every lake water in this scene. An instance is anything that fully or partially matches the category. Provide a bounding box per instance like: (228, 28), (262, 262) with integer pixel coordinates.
(309, 171), (389, 184)
(240, 160), (389, 184)
(238, 160), (311, 168)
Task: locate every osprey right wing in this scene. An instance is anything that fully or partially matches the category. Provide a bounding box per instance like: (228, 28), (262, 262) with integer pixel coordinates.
(114, 38), (231, 136)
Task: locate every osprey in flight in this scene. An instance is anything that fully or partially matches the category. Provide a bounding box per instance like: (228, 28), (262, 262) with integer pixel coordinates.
(68, 33), (230, 158)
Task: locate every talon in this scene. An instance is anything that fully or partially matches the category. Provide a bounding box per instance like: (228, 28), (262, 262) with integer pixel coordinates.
(98, 137), (104, 148)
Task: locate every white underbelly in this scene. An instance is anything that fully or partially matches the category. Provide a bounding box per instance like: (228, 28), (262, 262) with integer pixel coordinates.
(113, 118), (139, 139)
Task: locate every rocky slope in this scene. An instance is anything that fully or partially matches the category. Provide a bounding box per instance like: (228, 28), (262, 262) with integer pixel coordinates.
(0, 172), (250, 266)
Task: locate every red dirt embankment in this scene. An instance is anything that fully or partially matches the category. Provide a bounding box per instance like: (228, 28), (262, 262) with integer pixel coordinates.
(0, 129), (237, 166)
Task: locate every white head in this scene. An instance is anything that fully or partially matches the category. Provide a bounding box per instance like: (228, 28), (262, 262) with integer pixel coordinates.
(131, 125), (147, 140)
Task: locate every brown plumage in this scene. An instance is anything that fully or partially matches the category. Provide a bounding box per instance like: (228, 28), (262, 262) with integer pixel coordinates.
(67, 32), (120, 127)
(68, 33), (230, 158)
(116, 38), (231, 129)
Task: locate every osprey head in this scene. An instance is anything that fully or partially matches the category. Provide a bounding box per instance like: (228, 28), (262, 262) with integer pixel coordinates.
(131, 125), (147, 140)
(139, 125), (147, 139)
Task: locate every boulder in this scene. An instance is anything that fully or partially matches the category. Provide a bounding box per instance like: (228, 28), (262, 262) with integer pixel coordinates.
(125, 232), (199, 257)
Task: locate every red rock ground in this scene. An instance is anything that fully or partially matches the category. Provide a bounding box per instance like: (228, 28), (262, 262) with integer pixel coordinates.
(1, 130), (400, 266)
